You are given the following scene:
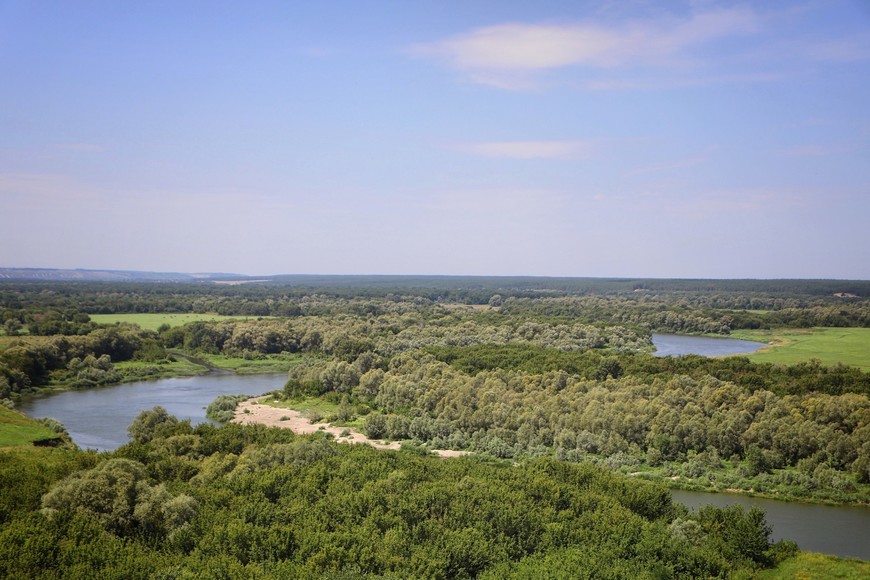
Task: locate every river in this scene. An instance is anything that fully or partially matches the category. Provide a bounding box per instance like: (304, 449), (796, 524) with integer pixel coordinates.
(17, 370), (870, 561)
(16, 373), (286, 452)
(672, 489), (870, 560)
(652, 333), (768, 357)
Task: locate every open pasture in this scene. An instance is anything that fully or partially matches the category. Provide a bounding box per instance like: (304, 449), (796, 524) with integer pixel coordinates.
(729, 328), (870, 371)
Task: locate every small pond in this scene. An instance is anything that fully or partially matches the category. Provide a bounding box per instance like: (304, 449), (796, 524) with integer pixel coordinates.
(652, 333), (767, 357)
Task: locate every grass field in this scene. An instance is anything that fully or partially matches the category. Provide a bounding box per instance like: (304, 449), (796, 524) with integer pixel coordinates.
(758, 552), (870, 578)
(88, 313), (271, 331)
(728, 328), (870, 371)
(0, 406), (58, 447)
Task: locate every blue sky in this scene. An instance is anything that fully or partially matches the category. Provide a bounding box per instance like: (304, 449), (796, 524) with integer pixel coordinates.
(1, 1), (869, 278)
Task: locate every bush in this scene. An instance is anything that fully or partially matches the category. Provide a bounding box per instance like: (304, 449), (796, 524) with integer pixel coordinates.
(206, 394), (250, 424)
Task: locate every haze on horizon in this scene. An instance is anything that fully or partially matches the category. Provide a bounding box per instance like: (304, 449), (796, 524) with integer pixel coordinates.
(1, 1), (869, 280)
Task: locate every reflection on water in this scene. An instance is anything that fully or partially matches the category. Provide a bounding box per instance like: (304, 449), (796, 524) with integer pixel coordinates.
(652, 333), (767, 357)
(17, 373), (285, 452)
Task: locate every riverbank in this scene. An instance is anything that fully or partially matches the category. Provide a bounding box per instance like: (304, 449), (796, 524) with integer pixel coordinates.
(5, 352), (299, 403)
(625, 463), (870, 508)
(232, 396), (470, 458)
(727, 327), (870, 371)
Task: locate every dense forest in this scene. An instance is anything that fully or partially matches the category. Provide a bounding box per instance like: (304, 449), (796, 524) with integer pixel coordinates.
(1, 277), (869, 575)
(0, 409), (796, 578)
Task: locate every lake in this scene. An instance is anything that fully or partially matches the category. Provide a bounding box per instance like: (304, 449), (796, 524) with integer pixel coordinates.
(16, 373), (286, 452)
(672, 489), (870, 560)
(652, 333), (768, 357)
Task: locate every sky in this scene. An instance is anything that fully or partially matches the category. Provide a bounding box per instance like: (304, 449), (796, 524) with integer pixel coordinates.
(1, 0), (869, 279)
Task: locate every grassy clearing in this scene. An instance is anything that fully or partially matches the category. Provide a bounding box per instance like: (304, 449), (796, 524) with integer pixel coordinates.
(264, 396), (339, 414)
(88, 313), (272, 331)
(728, 328), (870, 371)
(758, 552), (870, 578)
(199, 353), (302, 374)
(0, 406), (57, 447)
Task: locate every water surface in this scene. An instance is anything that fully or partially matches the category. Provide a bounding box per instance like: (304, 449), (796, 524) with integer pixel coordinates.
(672, 489), (870, 560)
(18, 372), (870, 561)
(17, 373), (285, 451)
(652, 333), (767, 357)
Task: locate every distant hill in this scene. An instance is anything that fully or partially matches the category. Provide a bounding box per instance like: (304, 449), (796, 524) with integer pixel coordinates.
(0, 268), (867, 296)
(0, 268), (242, 282)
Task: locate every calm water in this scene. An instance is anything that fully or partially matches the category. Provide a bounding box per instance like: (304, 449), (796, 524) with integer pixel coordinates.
(17, 373), (286, 451)
(652, 333), (767, 357)
(17, 372), (870, 560)
(672, 489), (870, 560)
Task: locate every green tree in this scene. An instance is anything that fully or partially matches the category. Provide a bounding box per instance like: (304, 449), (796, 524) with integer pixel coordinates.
(128, 406), (179, 444)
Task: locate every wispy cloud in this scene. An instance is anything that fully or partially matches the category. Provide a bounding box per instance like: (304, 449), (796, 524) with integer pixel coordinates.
(414, 7), (760, 89)
(453, 140), (594, 160)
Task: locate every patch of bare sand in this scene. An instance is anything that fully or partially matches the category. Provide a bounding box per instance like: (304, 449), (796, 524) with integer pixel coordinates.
(232, 397), (470, 458)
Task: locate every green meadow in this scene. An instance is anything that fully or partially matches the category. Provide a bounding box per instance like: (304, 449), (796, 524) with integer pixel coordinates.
(88, 312), (270, 331)
(757, 552), (870, 579)
(729, 328), (870, 371)
(0, 406), (58, 447)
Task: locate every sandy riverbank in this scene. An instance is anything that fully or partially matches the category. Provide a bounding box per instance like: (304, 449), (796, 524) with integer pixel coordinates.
(232, 397), (470, 458)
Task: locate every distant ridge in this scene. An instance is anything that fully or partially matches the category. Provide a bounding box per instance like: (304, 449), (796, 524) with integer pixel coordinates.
(0, 268), (243, 282)
(0, 268), (867, 296)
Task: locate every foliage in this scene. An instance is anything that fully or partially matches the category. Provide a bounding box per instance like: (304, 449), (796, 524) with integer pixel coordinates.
(128, 406), (180, 444)
(283, 351), (870, 502)
(206, 394), (250, 423)
(0, 410), (796, 578)
(41, 458), (197, 539)
(2, 278), (870, 574)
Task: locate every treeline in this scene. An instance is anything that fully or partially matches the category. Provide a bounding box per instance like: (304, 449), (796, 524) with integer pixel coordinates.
(3, 277), (869, 318)
(0, 410), (795, 577)
(282, 351), (870, 501)
(161, 316), (650, 359)
(0, 326), (164, 396)
(425, 344), (870, 397)
(0, 309), (649, 401)
(499, 296), (870, 331)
